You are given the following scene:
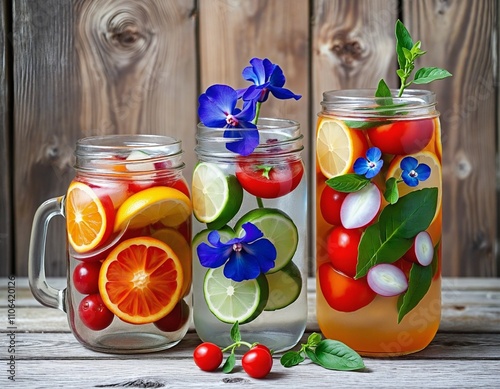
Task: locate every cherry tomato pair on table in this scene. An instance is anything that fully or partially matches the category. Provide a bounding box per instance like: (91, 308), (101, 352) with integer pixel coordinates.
(236, 158), (304, 199)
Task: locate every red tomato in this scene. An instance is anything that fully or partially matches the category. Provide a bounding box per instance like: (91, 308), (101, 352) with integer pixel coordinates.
(326, 226), (362, 278)
(154, 300), (190, 332)
(320, 186), (347, 226)
(242, 346), (273, 379)
(73, 262), (101, 294)
(78, 294), (114, 331)
(193, 342), (223, 371)
(236, 159), (304, 199)
(367, 118), (434, 155)
(318, 263), (376, 312)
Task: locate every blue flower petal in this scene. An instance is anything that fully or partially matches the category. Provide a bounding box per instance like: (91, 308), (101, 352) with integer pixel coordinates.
(400, 156), (418, 172)
(223, 252), (261, 282)
(268, 86), (301, 101)
(236, 100), (257, 123)
(225, 128), (260, 156)
(365, 160), (383, 179)
(415, 163), (431, 181)
(353, 158), (370, 175)
(268, 65), (286, 87)
(243, 238), (277, 273)
(401, 170), (419, 187)
(197, 242), (232, 268)
(239, 222), (264, 243)
(366, 147), (382, 162)
(198, 85), (238, 127)
(198, 94), (229, 128)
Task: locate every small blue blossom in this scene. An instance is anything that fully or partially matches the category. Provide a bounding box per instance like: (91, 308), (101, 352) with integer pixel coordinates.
(238, 58), (301, 103)
(400, 156), (431, 187)
(197, 222), (277, 282)
(353, 147), (384, 179)
(198, 84), (259, 156)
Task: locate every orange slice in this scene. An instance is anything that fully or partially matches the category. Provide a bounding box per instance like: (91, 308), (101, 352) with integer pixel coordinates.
(99, 236), (183, 324)
(66, 181), (114, 253)
(387, 151), (442, 244)
(114, 186), (192, 232)
(151, 228), (192, 297)
(316, 118), (368, 179)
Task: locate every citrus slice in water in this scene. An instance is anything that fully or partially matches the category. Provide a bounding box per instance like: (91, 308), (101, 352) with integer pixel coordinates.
(234, 208), (298, 274)
(316, 118), (368, 179)
(113, 186), (191, 232)
(98, 236), (183, 324)
(66, 181), (114, 253)
(203, 267), (268, 324)
(264, 261), (302, 311)
(191, 162), (243, 229)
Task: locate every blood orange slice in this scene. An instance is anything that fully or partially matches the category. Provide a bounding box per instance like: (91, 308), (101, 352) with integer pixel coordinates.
(66, 181), (114, 253)
(98, 236), (184, 324)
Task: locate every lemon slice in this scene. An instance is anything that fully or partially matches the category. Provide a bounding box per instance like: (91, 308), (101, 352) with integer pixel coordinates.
(114, 186), (191, 232)
(316, 118), (368, 178)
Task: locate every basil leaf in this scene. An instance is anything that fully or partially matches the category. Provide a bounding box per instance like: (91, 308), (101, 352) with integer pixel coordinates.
(384, 177), (399, 204)
(222, 353), (236, 373)
(397, 263), (433, 322)
(413, 67), (452, 84)
(343, 120), (385, 130)
(431, 240), (441, 278)
(375, 79), (393, 106)
(308, 332), (322, 347)
(326, 174), (370, 193)
(280, 351), (304, 368)
(230, 321), (241, 342)
(395, 19), (414, 69)
(313, 340), (365, 371)
(305, 348), (320, 364)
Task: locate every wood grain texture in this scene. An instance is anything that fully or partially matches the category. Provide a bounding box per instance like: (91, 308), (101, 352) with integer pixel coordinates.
(13, 0), (197, 276)
(403, 0), (498, 277)
(0, 0), (12, 275)
(312, 0), (398, 113)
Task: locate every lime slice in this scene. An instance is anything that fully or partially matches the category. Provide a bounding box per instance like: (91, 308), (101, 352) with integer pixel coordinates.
(235, 208), (298, 274)
(192, 162), (243, 229)
(203, 267), (269, 324)
(264, 261), (302, 311)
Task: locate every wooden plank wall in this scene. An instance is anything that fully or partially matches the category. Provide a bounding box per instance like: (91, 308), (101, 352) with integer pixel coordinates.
(0, 0), (498, 277)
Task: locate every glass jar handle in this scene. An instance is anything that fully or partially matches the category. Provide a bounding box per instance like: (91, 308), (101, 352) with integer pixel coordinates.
(28, 196), (67, 312)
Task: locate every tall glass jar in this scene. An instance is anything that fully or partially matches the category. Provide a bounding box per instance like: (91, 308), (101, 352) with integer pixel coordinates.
(29, 134), (192, 353)
(315, 90), (442, 356)
(191, 118), (307, 352)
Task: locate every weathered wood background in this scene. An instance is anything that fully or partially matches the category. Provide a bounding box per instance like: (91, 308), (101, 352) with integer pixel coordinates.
(0, 0), (498, 277)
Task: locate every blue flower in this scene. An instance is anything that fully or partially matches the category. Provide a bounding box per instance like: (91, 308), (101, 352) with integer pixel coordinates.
(400, 156), (431, 187)
(198, 84), (259, 156)
(353, 147), (384, 179)
(238, 58), (301, 103)
(196, 222), (277, 282)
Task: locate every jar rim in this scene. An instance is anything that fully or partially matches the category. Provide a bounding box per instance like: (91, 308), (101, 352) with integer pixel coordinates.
(76, 134), (181, 155)
(322, 88), (436, 103)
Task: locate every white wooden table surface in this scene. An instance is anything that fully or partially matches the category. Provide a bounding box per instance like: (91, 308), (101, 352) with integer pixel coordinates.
(1, 277), (499, 388)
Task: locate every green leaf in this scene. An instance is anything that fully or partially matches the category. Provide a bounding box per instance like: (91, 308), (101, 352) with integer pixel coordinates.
(326, 174), (370, 193)
(431, 240), (441, 278)
(356, 188), (438, 278)
(313, 340), (365, 371)
(384, 177), (399, 204)
(280, 351), (305, 368)
(222, 353), (236, 373)
(230, 321), (241, 343)
(402, 47), (412, 62)
(307, 332), (323, 347)
(397, 263), (433, 323)
(413, 67), (452, 84)
(379, 188), (438, 239)
(305, 348), (321, 364)
(375, 79), (394, 107)
(356, 223), (413, 278)
(395, 19), (414, 69)
(343, 120), (388, 130)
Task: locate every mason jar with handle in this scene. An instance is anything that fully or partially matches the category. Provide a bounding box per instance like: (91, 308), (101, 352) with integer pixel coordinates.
(191, 118), (308, 353)
(315, 89), (442, 356)
(29, 134), (192, 353)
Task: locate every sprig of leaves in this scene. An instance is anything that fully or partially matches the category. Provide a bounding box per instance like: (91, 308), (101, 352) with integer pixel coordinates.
(221, 322), (260, 373)
(280, 333), (365, 371)
(377, 20), (452, 99)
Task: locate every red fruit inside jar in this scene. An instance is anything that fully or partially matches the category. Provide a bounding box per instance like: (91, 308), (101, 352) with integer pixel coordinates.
(326, 226), (362, 278)
(320, 186), (347, 226)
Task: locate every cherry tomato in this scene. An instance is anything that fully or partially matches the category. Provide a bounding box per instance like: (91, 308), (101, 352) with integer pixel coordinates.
(193, 342), (223, 371)
(236, 158), (304, 199)
(367, 118), (434, 155)
(154, 300), (190, 332)
(73, 262), (101, 294)
(320, 186), (347, 225)
(242, 346), (273, 379)
(326, 226), (362, 278)
(318, 263), (376, 312)
(78, 294), (114, 330)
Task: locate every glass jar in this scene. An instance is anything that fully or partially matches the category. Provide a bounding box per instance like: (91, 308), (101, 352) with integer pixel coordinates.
(191, 118), (307, 352)
(29, 134), (192, 353)
(315, 89), (442, 356)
